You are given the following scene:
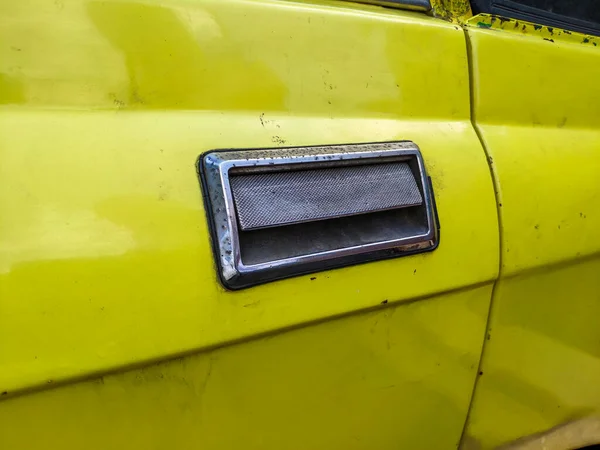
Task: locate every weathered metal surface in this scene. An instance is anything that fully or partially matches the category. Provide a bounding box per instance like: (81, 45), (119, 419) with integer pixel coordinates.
(463, 10), (600, 450)
(0, 0), (498, 448)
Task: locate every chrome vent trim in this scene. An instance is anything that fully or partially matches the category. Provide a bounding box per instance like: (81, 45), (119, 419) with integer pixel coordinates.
(200, 141), (439, 289)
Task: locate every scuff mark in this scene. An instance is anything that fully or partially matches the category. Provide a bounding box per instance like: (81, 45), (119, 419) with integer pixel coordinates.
(130, 87), (145, 105)
(370, 318), (380, 334)
(197, 357), (214, 399)
(109, 93), (126, 109)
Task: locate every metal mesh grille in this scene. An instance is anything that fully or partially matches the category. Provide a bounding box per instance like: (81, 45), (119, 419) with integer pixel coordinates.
(230, 162), (423, 231)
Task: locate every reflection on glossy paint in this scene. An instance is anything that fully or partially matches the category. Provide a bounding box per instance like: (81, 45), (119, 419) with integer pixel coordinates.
(87, 1), (287, 110)
(0, 207), (135, 274)
(1, 0), (467, 117)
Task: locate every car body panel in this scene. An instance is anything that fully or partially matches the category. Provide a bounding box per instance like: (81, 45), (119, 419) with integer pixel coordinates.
(463, 15), (600, 449)
(0, 285), (491, 450)
(0, 0), (498, 447)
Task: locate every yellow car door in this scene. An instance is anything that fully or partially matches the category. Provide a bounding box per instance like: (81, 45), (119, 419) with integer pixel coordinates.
(461, 1), (600, 448)
(0, 0), (498, 448)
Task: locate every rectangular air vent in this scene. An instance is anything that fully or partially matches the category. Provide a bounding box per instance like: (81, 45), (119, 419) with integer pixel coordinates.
(200, 142), (439, 289)
(230, 162), (423, 230)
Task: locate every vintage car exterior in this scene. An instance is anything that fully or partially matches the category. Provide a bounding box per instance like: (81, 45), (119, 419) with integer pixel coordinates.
(1, 0), (599, 448)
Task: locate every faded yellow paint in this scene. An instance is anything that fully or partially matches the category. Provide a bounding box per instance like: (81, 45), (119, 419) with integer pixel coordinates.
(464, 13), (600, 449)
(0, 0), (498, 448)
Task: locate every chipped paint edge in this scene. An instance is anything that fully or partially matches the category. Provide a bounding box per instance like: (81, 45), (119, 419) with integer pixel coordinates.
(467, 13), (600, 47)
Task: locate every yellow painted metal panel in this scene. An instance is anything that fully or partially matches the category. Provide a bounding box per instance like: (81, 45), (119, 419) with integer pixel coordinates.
(468, 15), (600, 131)
(1, 0), (465, 118)
(476, 125), (599, 276)
(0, 0), (499, 447)
(464, 15), (600, 449)
(466, 259), (600, 449)
(0, 285), (491, 450)
(0, 111), (497, 394)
